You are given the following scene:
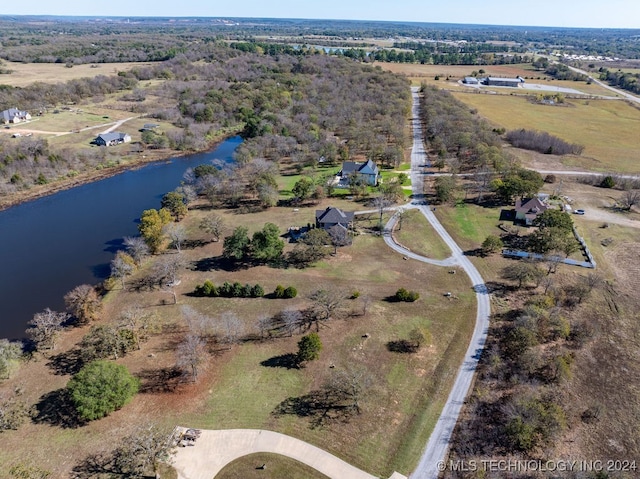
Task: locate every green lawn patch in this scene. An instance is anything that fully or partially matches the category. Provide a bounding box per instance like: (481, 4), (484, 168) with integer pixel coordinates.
(395, 209), (451, 260)
(217, 453), (329, 479)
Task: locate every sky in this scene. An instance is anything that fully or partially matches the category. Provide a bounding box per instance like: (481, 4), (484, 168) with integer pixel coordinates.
(4, 0), (640, 29)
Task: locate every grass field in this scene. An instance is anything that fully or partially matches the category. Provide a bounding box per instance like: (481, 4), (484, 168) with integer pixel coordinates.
(394, 209), (451, 260)
(217, 453), (329, 479)
(0, 61), (154, 87)
(0, 196), (476, 478)
(449, 93), (640, 173)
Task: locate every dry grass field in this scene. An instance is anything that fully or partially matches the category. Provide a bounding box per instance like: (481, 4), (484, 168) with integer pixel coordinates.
(0, 197), (476, 478)
(0, 61), (153, 87)
(449, 93), (640, 173)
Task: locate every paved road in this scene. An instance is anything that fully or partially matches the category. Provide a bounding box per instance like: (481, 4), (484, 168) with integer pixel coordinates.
(387, 88), (491, 479)
(172, 428), (407, 479)
(563, 62), (640, 105)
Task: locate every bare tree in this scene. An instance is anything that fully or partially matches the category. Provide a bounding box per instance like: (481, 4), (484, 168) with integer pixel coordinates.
(371, 195), (393, 228)
(309, 287), (346, 331)
(218, 311), (245, 348)
(64, 284), (102, 324)
(199, 214), (225, 242)
(176, 333), (207, 382)
(149, 254), (187, 304)
(327, 225), (352, 254)
(620, 189), (640, 211)
(323, 366), (372, 414)
(256, 314), (273, 339)
(281, 309), (302, 337)
(123, 236), (150, 264)
(27, 308), (69, 352)
(110, 423), (176, 477)
(162, 223), (187, 253)
(110, 251), (135, 289)
(180, 305), (212, 338)
(118, 306), (157, 350)
(395, 207), (408, 231)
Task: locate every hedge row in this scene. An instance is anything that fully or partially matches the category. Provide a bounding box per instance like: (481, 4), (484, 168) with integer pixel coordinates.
(194, 280), (264, 298)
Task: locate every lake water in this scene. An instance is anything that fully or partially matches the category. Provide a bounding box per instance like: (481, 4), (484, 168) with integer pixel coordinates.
(0, 136), (242, 340)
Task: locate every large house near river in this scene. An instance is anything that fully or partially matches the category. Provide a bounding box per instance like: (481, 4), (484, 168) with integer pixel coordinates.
(1, 108), (31, 124)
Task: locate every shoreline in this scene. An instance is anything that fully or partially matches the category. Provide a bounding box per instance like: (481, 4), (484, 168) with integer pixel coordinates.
(0, 133), (240, 212)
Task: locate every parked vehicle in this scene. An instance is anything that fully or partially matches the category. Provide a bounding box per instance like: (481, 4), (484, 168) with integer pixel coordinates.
(574, 209), (585, 215)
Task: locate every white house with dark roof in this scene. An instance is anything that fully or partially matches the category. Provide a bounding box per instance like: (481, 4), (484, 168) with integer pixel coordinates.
(339, 159), (380, 186)
(315, 206), (355, 230)
(94, 132), (132, 146)
(1, 108), (31, 124)
(515, 197), (549, 225)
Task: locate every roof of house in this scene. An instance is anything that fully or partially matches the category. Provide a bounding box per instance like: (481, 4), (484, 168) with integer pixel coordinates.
(341, 159), (379, 176)
(315, 206), (355, 225)
(1, 108), (29, 122)
(96, 132), (129, 143)
(464, 77), (479, 83)
(515, 197), (549, 217)
(485, 77), (524, 83)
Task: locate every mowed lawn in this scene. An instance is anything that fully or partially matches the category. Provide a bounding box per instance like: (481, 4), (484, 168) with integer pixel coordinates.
(450, 93), (640, 173)
(154, 201), (476, 478)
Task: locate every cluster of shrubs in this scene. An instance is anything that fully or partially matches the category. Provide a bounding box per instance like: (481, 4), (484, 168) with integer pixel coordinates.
(274, 285), (298, 299)
(505, 129), (584, 156)
(194, 280), (264, 298)
(395, 288), (420, 302)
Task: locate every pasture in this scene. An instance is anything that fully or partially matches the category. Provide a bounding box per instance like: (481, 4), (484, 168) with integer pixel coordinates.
(0, 61), (153, 87)
(450, 92), (640, 173)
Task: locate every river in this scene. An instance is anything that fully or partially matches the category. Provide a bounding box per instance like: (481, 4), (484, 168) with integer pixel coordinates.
(0, 136), (242, 340)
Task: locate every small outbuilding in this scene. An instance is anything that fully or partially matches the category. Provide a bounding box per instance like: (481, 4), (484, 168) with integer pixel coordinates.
(463, 77), (479, 85)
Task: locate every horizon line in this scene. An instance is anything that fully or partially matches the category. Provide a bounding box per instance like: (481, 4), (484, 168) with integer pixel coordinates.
(1, 14), (639, 31)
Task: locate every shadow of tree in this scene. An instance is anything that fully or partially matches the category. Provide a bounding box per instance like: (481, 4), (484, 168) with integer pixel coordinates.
(260, 353), (299, 369)
(273, 389), (356, 429)
(71, 452), (115, 479)
(33, 388), (83, 429)
(137, 367), (184, 394)
(191, 256), (244, 272)
(46, 348), (85, 376)
(386, 340), (419, 353)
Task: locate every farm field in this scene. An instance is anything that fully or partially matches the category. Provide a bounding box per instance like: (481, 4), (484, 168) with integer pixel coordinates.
(0, 61), (154, 87)
(450, 92), (640, 173)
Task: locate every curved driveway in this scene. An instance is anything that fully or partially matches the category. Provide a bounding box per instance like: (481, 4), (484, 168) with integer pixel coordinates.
(172, 428), (407, 479)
